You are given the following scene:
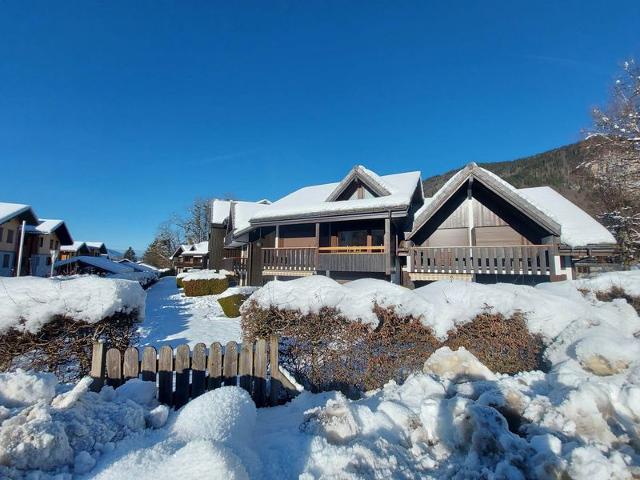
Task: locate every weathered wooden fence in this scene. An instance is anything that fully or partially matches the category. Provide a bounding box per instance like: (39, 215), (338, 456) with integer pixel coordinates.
(89, 335), (298, 408)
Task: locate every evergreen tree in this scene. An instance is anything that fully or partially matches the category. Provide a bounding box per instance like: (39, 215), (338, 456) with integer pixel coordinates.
(123, 246), (137, 262)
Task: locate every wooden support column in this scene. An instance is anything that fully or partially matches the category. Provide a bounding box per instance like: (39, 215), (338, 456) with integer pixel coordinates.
(384, 216), (391, 275)
(315, 223), (320, 267)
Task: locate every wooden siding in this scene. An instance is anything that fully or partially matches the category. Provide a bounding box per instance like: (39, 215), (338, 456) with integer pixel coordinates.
(209, 226), (226, 270)
(317, 252), (386, 272)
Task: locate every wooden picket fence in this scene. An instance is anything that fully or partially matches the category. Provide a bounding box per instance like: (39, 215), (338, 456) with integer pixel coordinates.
(89, 335), (299, 408)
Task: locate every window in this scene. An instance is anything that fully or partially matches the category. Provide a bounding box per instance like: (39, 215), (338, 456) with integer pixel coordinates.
(0, 227), (3, 242)
(46, 257), (51, 266)
(39, 237), (44, 248)
(6, 230), (14, 244)
(338, 230), (368, 246)
(2, 254), (9, 268)
(371, 229), (385, 246)
(55, 240), (59, 249)
(50, 239), (54, 249)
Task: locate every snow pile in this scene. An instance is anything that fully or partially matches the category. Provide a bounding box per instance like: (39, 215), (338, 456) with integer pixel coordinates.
(0, 276), (146, 334)
(91, 388), (259, 480)
(246, 273), (640, 341)
(0, 371), (166, 478)
(570, 270), (640, 297)
(182, 269), (230, 282)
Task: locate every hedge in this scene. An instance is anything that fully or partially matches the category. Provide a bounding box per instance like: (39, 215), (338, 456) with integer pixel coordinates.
(0, 312), (140, 383)
(242, 301), (546, 395)
(218, 293), (252, 317)
(183, 277), (229, 297)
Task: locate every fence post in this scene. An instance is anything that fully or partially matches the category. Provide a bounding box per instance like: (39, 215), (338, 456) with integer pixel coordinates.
(239, 342), (254, 394)
(269, 335), (281, 406)
(158, 346), (173, 406)
(105, 348), (122, 387)
(254, 338), (268, 407)
(89, 340), (106, 392)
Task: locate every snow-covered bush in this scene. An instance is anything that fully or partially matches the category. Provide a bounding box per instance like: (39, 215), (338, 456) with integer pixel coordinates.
(217, 287), (258, 317)
(182, 270), (229, 297)
(0, 276), (145, 381)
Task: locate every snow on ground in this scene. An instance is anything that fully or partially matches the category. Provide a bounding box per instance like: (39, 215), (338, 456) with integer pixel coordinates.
(138, 276), (242, 348)
(0, 276), (146, 334)
(2, 272), (640, 478)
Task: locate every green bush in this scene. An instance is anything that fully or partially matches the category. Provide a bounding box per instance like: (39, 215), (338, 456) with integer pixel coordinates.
(176, 276), (184, 288)
(218, 293), (251, 317)
(183, 277), (229, 297)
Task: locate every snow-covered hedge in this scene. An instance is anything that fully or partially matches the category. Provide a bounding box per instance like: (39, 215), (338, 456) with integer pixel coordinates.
(0, 276), (146, 335)
(246, 273), (640, 342)
(217, 287), (259, 317)
(182, 270), (230, 297)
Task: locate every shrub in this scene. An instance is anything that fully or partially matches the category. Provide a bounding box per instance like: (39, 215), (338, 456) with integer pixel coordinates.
(177, 276), (184, 288)
(242, 302), (545, 394)
(242, 301), (439, 395)
(183, 277), (229, 297)
(0, 312), (140, 383)
(218, 293), (251, 317)
(444, 312), (546, 374)
(595, 286), (640, 314)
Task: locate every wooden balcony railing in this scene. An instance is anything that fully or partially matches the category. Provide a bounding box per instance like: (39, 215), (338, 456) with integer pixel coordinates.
(222, 257), (247, 276)
(262, 246), (387, 273)
(262, 247), (317, 271)
(408, 245), (558, 276)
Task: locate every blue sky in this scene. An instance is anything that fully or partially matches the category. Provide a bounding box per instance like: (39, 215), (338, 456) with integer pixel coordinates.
(1, 1), (639, 252)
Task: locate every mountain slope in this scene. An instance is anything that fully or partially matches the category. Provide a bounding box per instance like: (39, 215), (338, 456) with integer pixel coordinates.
(422, 138), (605, 216)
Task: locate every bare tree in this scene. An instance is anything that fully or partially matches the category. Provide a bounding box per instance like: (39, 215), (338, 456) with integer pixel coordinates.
(584, 59), (640, 264)
(177, 197), (211, 244)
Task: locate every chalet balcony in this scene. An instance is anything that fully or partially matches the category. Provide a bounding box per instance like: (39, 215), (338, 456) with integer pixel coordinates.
(222, 256), (248, 277)
(262, 246), (387, 274)
(407, 245), (559, 277)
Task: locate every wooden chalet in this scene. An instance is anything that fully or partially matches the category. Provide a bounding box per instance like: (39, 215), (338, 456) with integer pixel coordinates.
(171, 241), (209, 273)
(208, 164), (617, 287)
(0, 202), (73, 277)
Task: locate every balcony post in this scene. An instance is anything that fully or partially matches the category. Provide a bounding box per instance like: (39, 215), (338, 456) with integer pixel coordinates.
(384, 216), (391, 275)
(315, 223), (320, 270)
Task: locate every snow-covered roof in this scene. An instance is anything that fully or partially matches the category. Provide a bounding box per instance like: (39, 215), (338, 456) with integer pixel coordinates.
(232, 201), (272, 236)
(60, 241), (87, 252)
(518, 187), (616, 247)
(24, 219), (63, 234)
(55, 255), (134, 274)
(180, 241), (209, 256)
(251, 168), (422, 223)
(118, 259), (160, 274)
(0, 202), (37, 225)
(210, 199), (232, 225)
(85, 242), (106, 250)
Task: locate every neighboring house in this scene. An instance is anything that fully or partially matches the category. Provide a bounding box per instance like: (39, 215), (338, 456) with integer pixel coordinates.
(170, 241), (209, 273)
(59, 241), (109, 260)
(59, 241), (91, 260)
(209, 198), (271, 284)
(212, 164), (617, 287)
(55, 255), (133, 276)
(0, 202), (73, 277)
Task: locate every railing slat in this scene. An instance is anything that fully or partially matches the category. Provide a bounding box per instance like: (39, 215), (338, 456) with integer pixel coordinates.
(192, 343), (207, 399)
(158, 346), (173, 406)
(123, 347), (139, 381)
(223, 341), (239, 386)
(207, 342), (223, 390)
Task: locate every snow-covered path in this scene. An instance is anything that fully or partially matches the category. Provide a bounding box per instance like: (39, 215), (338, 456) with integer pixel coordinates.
(137, 276), (242, 348)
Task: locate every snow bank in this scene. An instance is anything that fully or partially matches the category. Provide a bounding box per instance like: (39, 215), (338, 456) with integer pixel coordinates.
(569, 270), (640, 297)
(246, 273), (640, 341)
(218, 286), (259, 300)
(0, 373), (157, 478)
(0, 276), (146, 334)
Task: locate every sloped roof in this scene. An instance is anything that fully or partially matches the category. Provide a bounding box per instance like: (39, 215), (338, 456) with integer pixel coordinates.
(408, 163), (561, 239)
(180, 241), (209, 256)
(55, 255), (134, 274)
(518, 187), (616, 247)
(25, 219), (73, 245)
(211, 199), (232, 225)
(0, 202), (38, 225)
(60, 241), (87, 252)
(251, 168), (422, 223)
(325, 165), (392, 201)
(231, 201), (272, 236)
